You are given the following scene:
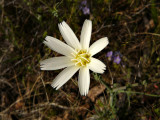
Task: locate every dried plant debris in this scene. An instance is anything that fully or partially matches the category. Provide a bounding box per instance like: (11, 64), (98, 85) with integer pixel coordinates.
(88, 84), (106, 102)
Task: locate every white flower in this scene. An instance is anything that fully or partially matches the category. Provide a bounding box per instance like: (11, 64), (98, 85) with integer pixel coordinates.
(40, 20), (109, 96)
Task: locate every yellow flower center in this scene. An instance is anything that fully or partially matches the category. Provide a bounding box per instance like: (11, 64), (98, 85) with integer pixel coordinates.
(71, 49), (91, 67)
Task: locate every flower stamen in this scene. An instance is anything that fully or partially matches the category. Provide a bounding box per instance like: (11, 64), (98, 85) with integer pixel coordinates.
(71, 49), (91, 67)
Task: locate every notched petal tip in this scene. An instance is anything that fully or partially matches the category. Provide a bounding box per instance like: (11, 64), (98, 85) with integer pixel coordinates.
(43, 36), (52, 44)
(40, 57), (74, 71)
(80, 19), (92, 50)
(58, 21), (81, 49)
(89, 37), (109, 56)
(62, 21), (66, 25)
(104, 37), (109, 46)
(51, 66), (80, 91)
(51, 84), (56, 89)
(78, 67), (90, 96)
(58, 23), (61, 29)
(40, 64), (44, 68)
(40, 60), (47, 65)
(85, 19), (92, 23)
(43, 40), (47, 44)
(99, 70), (105, 74)
(61, 21), (65, 24)
(39, 62), (43, 65)
(82, 90), (89, 96)
(45, 36), (51, 41)
(40, 66), (50, 71)
(40, 62), (45, 69)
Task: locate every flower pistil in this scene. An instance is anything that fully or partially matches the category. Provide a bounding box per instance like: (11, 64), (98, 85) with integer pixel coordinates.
(71, 49), (91, 67)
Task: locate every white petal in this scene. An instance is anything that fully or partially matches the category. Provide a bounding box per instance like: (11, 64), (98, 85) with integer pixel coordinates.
(88, 58), (106, 74)
(89, 37), (109, 56)
(80, 20), (92, 50)
(44, 36), (75, 57)
(78, 67), (90, 96)
(40, 56), (74, 70)
(58, 21), (81, 49)
(51, 66), (80, 90)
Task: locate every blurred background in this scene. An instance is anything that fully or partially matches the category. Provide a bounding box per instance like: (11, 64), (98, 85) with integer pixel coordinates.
(0, 0), (160, 119)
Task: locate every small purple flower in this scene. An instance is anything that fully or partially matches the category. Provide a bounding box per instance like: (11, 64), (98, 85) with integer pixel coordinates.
(106, 51), (113, 57)
(114, 51), (123, 57)
(81, 0), (87, 6)
(82, 6), (90, 15)
(106, 51), (122, 64)
(113, 55), (121, 64)
(80, 0), (90, 15)
(106, 51), (113, 61)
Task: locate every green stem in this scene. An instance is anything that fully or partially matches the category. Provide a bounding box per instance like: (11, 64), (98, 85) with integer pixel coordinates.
(100, 79), (111, 92)
(117, 90), (160, 97)
(100, 78), (160, 97)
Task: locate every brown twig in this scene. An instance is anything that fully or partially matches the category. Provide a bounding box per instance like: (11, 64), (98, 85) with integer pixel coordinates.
(0, 93), (44, 115)
(0, 78), (13, 88)
(1, 55), (32, 76)
(132, 32), (160, 37)
(40, 73), (49, 102)
(132, 4), (151, 17)
(92, 23), (115, 35)
(0, 100), (88, 117)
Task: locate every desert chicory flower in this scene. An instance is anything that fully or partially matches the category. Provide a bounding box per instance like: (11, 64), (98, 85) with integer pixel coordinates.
(40, 20), (109, 96)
